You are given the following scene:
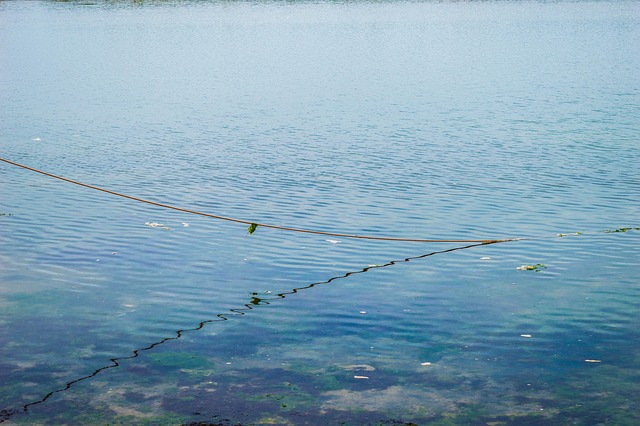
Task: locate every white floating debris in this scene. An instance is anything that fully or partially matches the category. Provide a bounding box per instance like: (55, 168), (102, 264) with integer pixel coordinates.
(32, 137), (42, 141)
(585, 359), (602, 363)
(182, 222), (190, 227)
(359, 311), (367, 315)
(111, 252), (117, 255)
(420, 362), (432, 366)
(480, 257), (492, 260)
(353, 375), (369, 379)
(145, 222), (171, 230)
(226, 362), (232, 365)
(520, 334), (533, 338)
(326, 239), (340, 244)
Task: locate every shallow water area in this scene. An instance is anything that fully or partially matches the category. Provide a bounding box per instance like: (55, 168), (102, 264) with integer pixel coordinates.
(1, 0), (639, 424)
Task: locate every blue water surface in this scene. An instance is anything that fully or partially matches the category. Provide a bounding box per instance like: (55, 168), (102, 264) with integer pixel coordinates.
(1, 0), (639, 424)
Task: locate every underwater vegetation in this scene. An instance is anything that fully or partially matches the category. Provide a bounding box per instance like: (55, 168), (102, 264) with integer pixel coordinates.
(3, 231), (640, 426)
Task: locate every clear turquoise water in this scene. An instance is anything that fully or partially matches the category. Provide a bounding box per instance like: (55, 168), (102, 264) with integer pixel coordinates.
(1, 0), (639, 424)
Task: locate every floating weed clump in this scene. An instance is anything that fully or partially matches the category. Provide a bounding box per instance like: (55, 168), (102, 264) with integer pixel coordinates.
(0, 212), (13, 217)
(516, 264), (546, 272)
(247, 223), (259, 235)
(144, 222), (171, 230)
(603, 227), (640, 233)
(557, 232), (582, 237)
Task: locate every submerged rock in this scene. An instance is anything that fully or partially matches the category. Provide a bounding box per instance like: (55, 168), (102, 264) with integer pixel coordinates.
(343, 364), (376, 372)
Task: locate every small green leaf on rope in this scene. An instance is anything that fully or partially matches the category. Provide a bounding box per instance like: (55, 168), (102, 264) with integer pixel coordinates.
(247, 223), (259, 235)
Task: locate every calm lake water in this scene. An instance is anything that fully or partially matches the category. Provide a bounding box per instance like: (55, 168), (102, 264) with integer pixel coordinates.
(1, 0), (639, 424)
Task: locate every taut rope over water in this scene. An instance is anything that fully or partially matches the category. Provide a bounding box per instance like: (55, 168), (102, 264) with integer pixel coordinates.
(0, 157), (514, 244)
